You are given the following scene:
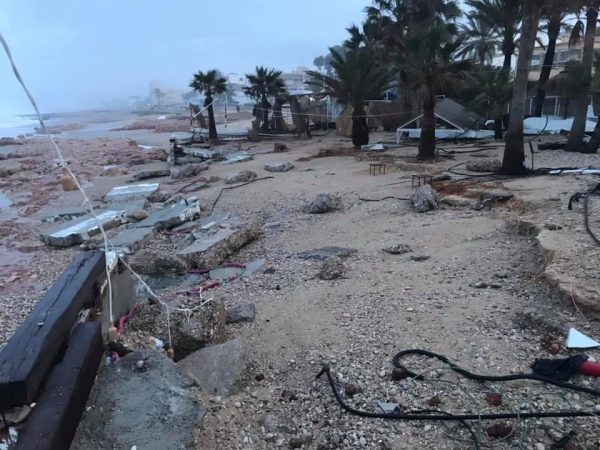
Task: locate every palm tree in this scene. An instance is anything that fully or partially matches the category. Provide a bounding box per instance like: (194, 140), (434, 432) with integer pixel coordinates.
(466, 0), (522, 72)
(243, 67), (287, 133)
(583, 51), (600, 152)
(398, 24), (472, 160)
(502, 0), (542, 173)
(531, 0), (571, 116)
(457, 16), (501, 65)
(305, 47), (392, 147)
(189, 69), (227, 142)
(469, 66), (513, 139)
(565, 0), (599, 152)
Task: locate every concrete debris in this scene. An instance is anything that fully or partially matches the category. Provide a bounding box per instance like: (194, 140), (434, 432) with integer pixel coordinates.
(129, 249), (189, 275)
(105, 183), (160, 202)
(465, 159), (502, 173)
(177, 338), (247, 396)
(297, 246), (357, 261)
(264, 162), (294, 172)
(132, 162), (171, 180)
(410, 185), (439, 213)
(135, 198), (200, 230)
(317, 257), (346, 280)
(209, 266), (245, 280)
(221, 151), (253, 164)
(198, 213), (230, 230)
(170, 162), (209, 180)
(441, 195), (474, 208)
(110, 226), (154, 254)
(305, 194), (338, 214)
(179, 221), (261, 268)
(105, 199), (148, 218)
(383, 244), (412, 255)
(226, 303), (256, 324)
(40, 210), (124, 247)
(225, 170), (257, 185)
(1, 405), (31, 426)
(71, 351), (205, 450)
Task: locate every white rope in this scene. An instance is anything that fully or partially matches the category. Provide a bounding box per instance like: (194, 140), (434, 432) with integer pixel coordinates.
(1, 32), (213, 334)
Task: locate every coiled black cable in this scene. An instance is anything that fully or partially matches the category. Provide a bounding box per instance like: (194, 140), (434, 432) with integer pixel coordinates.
(317, 349), (600, 422)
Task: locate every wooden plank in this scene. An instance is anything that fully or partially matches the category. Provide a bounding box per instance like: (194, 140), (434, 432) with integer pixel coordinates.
(14, 321), (103, 450)
(0, 251), (105, 411)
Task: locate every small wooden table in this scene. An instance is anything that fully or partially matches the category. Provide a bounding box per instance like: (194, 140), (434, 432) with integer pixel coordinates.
(369, 163), (387, 175)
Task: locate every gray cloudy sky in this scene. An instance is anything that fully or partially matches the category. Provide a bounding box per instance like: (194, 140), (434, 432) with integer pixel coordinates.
(0, 0), (367, 114)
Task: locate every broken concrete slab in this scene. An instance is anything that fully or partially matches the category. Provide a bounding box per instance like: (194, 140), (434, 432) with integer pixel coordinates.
(170, 162), (209, 180)
(105, 183), (160, 202)
(265, 162), (294, 172)
(132, 162), (171, 180)
(179, 222), (261, 268)
(135, 198), (201, 230)
(105, 198), (147, 218)
(129, 249), (189, 275)
(177, 338), (246, 396)
(40, 210), (124, 247)
(110, 226), (154, 254)
(226, 303), (256, 324)
(198, 213), (230, 231)
(297, 246), (357, 260)
(71, 351), (205, 450)
(222, 151), (253, 164)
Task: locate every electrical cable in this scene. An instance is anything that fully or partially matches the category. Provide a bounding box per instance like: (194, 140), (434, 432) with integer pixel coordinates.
(317, 349), (600, 422)
(568, 183), (600, 246)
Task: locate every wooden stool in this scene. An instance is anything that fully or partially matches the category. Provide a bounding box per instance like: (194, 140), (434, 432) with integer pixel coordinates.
(369, 163), (387, 175)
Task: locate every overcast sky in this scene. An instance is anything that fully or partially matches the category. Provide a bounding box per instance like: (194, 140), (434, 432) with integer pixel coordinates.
(0, 0), (370, 115)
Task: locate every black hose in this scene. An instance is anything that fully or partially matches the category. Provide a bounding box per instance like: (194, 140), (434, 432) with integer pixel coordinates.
(317, 349), (600, 422)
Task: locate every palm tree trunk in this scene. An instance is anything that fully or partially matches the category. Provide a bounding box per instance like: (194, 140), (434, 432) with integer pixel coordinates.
(502, 0), (540, 173)
(261, 95), (270, 133)
(272, 96), (284, 133)
(418, 95), (436, 160)
(351, 105), (369, 148)
(205, 93), (218, 142)
(563, 97), (570, 119)
(565, 1), (599, 152)
(532, 15), (561, 117)
(583, 118), (600, 153)
(494, 117), (503, 140)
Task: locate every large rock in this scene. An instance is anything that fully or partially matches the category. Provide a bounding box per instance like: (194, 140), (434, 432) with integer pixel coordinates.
(225, 170), (257, 185)
(305, 194), (337, 214)
(264, 162), (294, 172)
(410, 185), (439, 213)
(129, 249), (189, 275)
(465, 158), (502, 173)
(70, 351), (205, 450)
(177, 338), (247, 396)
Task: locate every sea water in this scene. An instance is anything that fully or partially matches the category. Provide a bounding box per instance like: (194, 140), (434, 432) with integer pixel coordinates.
(0, 113), (37, 137)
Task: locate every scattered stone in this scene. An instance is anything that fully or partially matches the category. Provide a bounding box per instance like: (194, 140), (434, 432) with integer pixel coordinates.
(264, 162), (294, 172)
(317, 257), (346, 280)
(465, 159), (502, 172)
(226, 303), (256, 324)
(410, 185), (439, 213)
(297, 246), (357, 261)
(544, 223), (563, 231)
(383, 243), (411, 255)
(177, 338), (246, 397)
(71, 351), (204, 450)
(344, 383), (360, 397)
(474, 282), (489, 288)
(225, 170), (257, 184)
(289, 434), (313, 448)
(410, 255), (430, 262)
(486, 422), (513, 439)
(305, 193), (338, 214)
(427, 395), (441, 407)
(390, 368), (408, 381)
(273, 143), (287, 152)
(280, 389), (298, 402)
(255, 373), (265, 381)
(485, 393), (503, 406)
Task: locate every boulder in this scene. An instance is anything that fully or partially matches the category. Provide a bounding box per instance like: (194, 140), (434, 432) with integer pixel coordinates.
(264, 162), (294, 172)
(465, 158), (502, 173)
(410, 185), (439, 213)
(129, 249), (189, 275)
(226, 303), (256, 324)
(305, 194), (337, 214)
(177, 338), (247, 396)
(225, 170), (257, 185)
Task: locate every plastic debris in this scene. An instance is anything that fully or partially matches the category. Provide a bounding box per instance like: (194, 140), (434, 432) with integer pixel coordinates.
(566, 328), (600, 349)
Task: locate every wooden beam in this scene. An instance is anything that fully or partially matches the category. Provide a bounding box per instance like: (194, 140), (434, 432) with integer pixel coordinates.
(0, 251), (105, 411)
(14, 321), (103, 450)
